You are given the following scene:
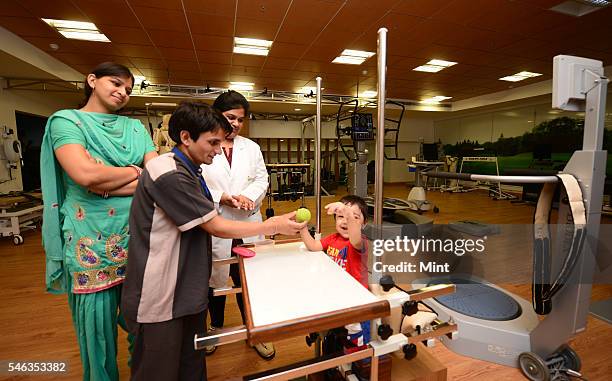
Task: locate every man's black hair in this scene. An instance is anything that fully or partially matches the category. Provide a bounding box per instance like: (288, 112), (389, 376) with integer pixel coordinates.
(168, 102), (232, 144)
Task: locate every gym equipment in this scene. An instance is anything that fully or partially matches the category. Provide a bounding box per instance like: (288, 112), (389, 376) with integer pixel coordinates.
(415, 55), (608, 381)
(452, 156), (516, 200)
(264, 163), (309, 218)
(336, 98), (406, 198)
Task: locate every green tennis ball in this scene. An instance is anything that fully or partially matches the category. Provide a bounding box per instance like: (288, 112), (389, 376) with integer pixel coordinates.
(296, 207), (311, 223)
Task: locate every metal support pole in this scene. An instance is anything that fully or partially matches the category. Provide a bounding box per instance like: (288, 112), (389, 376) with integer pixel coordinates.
(582, 69), (608, 152)
(374, 28), (388, 227)
(315, 77), (322, 235)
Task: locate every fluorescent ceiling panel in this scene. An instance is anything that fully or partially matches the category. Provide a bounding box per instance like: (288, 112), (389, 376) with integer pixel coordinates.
(332, 49), (375, 65)
(42, 18), (110, 42)
(499, 71), (542, 82)
(234, 37), (273, 56)
(413, 59), (457, 73)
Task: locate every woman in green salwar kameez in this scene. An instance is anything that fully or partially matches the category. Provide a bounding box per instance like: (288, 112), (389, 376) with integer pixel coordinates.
(41, 62), (158, 381)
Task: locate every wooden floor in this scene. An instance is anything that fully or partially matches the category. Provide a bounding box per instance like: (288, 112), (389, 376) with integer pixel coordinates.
(1, 183), (611, 380)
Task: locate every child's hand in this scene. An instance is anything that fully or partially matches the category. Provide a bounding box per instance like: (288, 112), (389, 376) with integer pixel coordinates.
(324, 202), (346, 215)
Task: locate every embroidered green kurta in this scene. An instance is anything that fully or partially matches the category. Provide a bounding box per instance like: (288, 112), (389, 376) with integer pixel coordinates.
(41, 109), (155, 294)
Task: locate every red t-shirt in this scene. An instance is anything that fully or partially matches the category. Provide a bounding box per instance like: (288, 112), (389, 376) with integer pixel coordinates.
(320, 233), (368, 288)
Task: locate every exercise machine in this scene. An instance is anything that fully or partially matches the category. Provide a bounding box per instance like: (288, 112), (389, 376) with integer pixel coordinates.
(263, 163), (309, 218)
(414, 55), (607, 381)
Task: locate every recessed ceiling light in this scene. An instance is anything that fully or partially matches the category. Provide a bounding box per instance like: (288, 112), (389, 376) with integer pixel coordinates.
(421, 96), (452, 104)
(413, 59), (457, 73)
(42, 18), (110, 42)
(233, 37), (273, 56)
(499, 71), (542, 82)
(294, 108), (301, 111)
(361, 91), (377, 98)
(332, 49), (375, 65)
(229, 82), (254, 91)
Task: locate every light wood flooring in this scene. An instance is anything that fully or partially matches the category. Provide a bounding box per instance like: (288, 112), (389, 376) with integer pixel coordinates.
(0, 184), (610, 380)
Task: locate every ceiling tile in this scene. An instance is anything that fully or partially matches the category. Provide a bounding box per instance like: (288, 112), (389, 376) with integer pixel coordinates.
(268, 42), (308, 59)
(237, 0), (292, 22)
(67, 40), (124, 55)
(200, 63), (231, 79)
(183, 0), (236, 17)
(193, 34), (233, 52)
(115, 44), (161, 59)
(187, 13), (233, 36)
(133, 7), (187, 32)
(17, 0), (86, 20)
(126, 0), (183, 10)
(148, 29), (193, 49)
(159, 48), (196, 61)
(101, 26), (151, 45)
(235, 18), (278, 40)
(0, 16), (58, 37)
(230, 65), (260, 77)
(465, 0), (540, 31)
(166, 60), (200, 72)
(0, 2), (32, 17)
(196, 51), (232, 65)
(263, 57), (298, 70)
(232, 54), (266, 67)
(129, 58), (167, 70)
(393, 0), (452, 18)
(76, 1), (138, 27)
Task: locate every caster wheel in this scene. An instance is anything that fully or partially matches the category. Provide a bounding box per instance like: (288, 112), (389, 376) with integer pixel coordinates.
(377, 324), (393, 340)
(13, 235), (24, 245)
(519, 352), (550, 381)
(402, 343), (417, 360)
(433, 206), (440, 213)
(556, 344), (581, 372)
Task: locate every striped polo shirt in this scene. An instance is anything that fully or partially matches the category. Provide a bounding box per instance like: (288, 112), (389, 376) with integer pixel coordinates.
(122, 152), (217, 324)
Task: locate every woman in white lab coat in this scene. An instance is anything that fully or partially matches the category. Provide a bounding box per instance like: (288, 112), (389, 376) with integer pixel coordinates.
(201, 91), (275, 359)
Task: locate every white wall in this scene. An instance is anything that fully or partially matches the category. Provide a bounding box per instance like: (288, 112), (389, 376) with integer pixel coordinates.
(0, 83), (72, 193)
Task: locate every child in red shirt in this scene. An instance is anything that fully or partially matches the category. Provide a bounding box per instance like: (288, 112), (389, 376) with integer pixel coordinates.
(300, 195), (370, 348)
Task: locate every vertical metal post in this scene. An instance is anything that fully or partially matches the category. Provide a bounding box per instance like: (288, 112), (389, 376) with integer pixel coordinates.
(583, 70), (608, 152)
(315, 77), (322, 234)
(374, 28), (388, 227)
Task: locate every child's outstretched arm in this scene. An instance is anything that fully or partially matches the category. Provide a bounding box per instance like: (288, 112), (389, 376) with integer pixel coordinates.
(346, 210), (363, 251)
(300, 226), (323, 252)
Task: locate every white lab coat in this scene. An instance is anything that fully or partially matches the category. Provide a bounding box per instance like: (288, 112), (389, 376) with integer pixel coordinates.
(201, 135), (269, 288)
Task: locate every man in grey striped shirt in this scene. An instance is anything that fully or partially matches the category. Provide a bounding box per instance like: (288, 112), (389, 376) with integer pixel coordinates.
(122, 102), (305, 381)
